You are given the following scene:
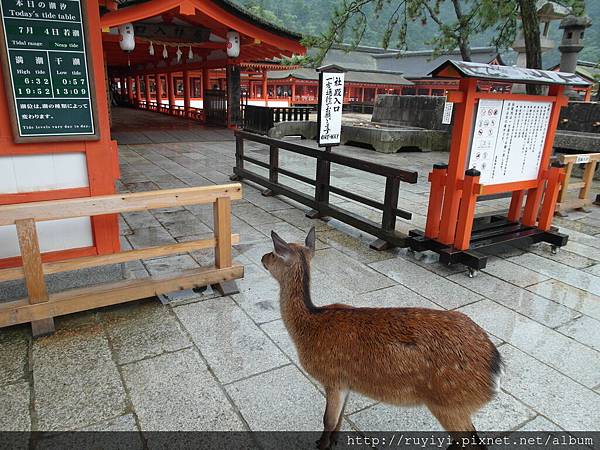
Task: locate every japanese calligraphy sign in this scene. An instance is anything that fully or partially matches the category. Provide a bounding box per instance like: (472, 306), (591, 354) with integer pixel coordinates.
(317, 71), (344, 147)
(467, 99), (552, 185)
(0, 0), (98, 142)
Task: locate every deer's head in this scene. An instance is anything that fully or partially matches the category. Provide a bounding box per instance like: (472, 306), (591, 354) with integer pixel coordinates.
(261, 227), (316, 284)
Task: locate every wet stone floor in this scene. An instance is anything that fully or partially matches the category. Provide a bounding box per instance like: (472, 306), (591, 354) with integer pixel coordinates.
(1, 114), (600, 439)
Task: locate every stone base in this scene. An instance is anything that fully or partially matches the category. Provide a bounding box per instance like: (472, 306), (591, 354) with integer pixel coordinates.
(0, 263), (126, 303)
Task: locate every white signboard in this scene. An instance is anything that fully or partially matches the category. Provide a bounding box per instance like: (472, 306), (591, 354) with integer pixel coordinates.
(442, 101), (454, 125)
(467, 99), (552, 185)
(318, 72), (344, 146)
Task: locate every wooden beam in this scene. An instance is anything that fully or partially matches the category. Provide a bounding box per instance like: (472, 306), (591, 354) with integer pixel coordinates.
(0, 184), (242, 226)
(0, 265), (244, 328)
(0, 235), (240, 283)
(213, 197), (232, 269)
(15, 219), (55, 336)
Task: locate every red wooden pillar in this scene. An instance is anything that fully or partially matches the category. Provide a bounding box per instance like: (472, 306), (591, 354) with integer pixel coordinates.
(291, 80), (296, 106)
(183, 70), (191, 113)
(262, 70), (268, 106)
(361, 87), (365, 103)
(522, 85), (566, 226)
(127, 76), (134, 101)
(537, 163), (565, 231)
(454, 169), (481, 250)
(167, 72), (175, 113)
(144, 74), (151, 108)
(438, 78), (478, 245)
(424, 163), (448, 239)
(507, 190), (525, 222)
(155, 73), (163, 106)
(135, 75), (141, 103)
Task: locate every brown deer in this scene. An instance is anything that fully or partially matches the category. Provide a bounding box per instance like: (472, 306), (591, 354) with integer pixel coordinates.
(261, 228), (503, 450)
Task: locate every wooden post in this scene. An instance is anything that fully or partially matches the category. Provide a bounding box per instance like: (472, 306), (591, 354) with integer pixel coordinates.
(438, 78), (478, 245)
(262, 145), (279, 197)
(507, 190), (525, 222)
(579, 159), (598, 202)
(557, 161), (574, 203)
(291, 80), (296, 106)
(424, 163), (448, 239)
(16, 219), (55, 337)
(127, 76), (134, 102)
(155, 73), (163, 108)
(454, 169), (480, 251)
(262, 70), (268, 106)
(306, 147), (331, 219)
(183, 70), (191, 114)
(144, 74), (151, 108)
(370, 176), (401, 250)
(135, 75), (141, 103)
(212, 197), (238, 295)
(538, 163), (565, 231)
(167, 72), (175, 113)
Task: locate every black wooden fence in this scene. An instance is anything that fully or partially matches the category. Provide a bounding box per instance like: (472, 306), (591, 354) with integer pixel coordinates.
(231, 130), (418, 249)
(243, 105), (311, 135)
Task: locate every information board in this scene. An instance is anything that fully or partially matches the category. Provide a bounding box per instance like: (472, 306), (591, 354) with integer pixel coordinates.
(317, 71), (344, 147)
(467, 99), (552, 185)
(0, 0), (98, 142)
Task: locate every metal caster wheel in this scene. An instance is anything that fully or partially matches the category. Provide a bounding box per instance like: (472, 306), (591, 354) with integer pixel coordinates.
(550, 245), (559, 255)
(468, 268), (478, 278)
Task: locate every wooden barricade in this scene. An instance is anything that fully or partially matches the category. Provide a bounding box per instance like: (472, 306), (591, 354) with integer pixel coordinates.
(0, 184), (244, 336)
(555, 152), (600, 216)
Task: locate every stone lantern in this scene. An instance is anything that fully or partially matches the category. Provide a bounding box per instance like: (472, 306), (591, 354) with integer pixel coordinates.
(558, 15), (592, 75)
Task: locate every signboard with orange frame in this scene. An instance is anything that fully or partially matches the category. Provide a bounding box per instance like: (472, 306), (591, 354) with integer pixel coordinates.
(407, 61), (591, 275)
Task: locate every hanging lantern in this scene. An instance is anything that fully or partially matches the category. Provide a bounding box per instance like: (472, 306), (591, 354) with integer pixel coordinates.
(149, 41), (154, 56)
(176, 45), (182, 63)
(162, 44), (168, 59)
(226, 30), (240, 58)
(118, 23), (135, 52)
(188, 45), (194, 60)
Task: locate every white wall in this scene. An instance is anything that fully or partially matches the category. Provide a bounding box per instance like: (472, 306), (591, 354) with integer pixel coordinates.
(0, 152), (93, 259)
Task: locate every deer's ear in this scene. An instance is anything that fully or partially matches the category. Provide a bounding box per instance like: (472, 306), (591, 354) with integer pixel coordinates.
(305, 226), (316, 253)
(271, 230), (292, 259)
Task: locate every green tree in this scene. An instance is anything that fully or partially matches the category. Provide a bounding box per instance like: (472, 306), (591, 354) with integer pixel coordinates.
(304, 0), (586, 70)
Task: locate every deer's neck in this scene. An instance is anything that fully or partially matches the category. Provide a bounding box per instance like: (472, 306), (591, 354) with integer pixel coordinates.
(279, 256), (321, 332)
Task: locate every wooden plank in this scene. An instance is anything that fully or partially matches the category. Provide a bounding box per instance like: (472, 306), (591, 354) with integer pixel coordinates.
(213, 197), (233, 268)
(0, 265), (244, 328)
(557, 162), (573, 203)
(558, 153), (600, 164)
(579, 160), (598, 201)
(15, 219), (54, 336)
(0, 234), (240, 283)
(0, 184), (242, 226)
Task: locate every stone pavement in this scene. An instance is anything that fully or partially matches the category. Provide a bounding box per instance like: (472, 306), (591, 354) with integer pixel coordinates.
(1, 112), (600, 436)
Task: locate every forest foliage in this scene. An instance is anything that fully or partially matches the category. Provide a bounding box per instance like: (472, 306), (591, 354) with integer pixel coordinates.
(236, 0), (600, 66)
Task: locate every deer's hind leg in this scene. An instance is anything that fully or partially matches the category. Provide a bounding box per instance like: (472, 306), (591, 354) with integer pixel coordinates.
(318, 387), (349, 450)
(428, 405), (487, 450)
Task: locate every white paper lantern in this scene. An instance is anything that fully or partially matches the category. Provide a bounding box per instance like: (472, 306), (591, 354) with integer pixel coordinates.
(226, 30), (240, 58)
(149, 41), (154, 56)
(162, 44), (168, 59)
(119, 23), (135, 52)
(188, 45), (194, 60)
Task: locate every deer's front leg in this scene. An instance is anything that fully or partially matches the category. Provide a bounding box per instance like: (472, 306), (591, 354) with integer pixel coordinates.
(318, 388), (349, 450)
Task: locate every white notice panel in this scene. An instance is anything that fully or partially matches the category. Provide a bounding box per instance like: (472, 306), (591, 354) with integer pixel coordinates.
(468, 99), (552, 185)
(318, 72), (344, 146)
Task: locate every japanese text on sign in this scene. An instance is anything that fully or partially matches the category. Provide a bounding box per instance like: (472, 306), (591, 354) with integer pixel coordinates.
(318, 72), (344, 146)
(467, 99), (552, 185)
(0, 0), (96, 138)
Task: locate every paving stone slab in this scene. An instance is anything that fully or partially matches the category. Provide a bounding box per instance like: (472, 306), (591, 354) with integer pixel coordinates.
(143, 254), (199, 276)
(313, 248), (396, 295)
(317, 229), (400, 264)
(78, 413), (139, 432)
(498, 344), (600, 431)
(121, 348), (244, 431)
(233, 204), (282, 227)
(32, 324), (127, 431)
(0, 328), (29, 386)
(448, 272), (580, 329)
(458, 300), (600, 388)
(482, 259), (549, 287)
(271, 208), (333, 232)
(526, 279), (600, 321)
(356, 284), (441, 310)
(232, 266), (281, 324)
(509, 253), (600, 297)
(0, 382), (30, 431)
(584, 263), (600, 276)
(226, 365), (325, 431)
(529, 243), (596, 269)
(101, 300), (191, 365)
(516, 415), (563, 431)
(174, 297), (288, 383)
(556, 315), (600, 352)
(369, 258), (481, 309)
(127, 226), (176, 249)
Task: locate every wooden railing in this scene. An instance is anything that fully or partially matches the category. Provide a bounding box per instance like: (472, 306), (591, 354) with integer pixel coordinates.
(555, 152), (600, 216)
(0, 184), (243, 336)
(232, 130), (417, 249)
(243, 105), (312, 135)
(130, 99), (205, 122)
